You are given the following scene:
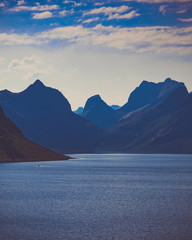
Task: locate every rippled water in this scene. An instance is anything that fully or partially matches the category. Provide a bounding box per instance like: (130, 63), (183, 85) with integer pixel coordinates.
(0, 154), (192, 240)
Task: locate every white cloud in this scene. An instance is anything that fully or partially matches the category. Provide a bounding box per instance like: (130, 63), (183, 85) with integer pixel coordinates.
(159, 5), (168, 15)
(82, 17), (100, 23)
(59, 10), (68, 16)
(83, 6), (131, 16)
(8, 55), (42, 70)
(17, 0), (25, 5)
(63, 0), (86, 7)
(63, 0), (71, 3)
(94, 2), (105, 6)
(32, 11), (53, 19)
(108, 10), (140, 20)
(7, 55), (50, 80)
(176, 9), (187, 13)
(178, 18), (192, 22)
(59, 9), (74, 16)
(0, 25), (192, 57)
(9, 4), (59, 12)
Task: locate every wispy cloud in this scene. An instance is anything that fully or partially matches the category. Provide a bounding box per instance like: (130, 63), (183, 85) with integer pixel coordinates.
(94, 2), (105, 6)
(59, 9), (74, 16)
(0, 25), (192, 56)
(176, 8), (188, 13)
(8, 55), (42, 70)
(178, 18), (192, 22)
(32, 11), (53, 19)
(9, 4), (59, 12)
(82, 17), (100, 23)
(17, 0), (25, 5)
(83, 6), (131, 16)
(159, 5), (168, 15)
(108, 10), (140, 20)
(0, 2), (5, 7)
(7, 55), (50, 80)
(63, 0), (86, 7)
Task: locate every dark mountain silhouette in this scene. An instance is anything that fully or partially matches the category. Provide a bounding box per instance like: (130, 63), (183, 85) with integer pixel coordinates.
(82, 95), (118, 129)
(81, 78), (185, 130)
(0, 105), (69, 163)
(74, 107), (84, 115)
(0, 80), (103, 153)
(110, 105), (120, 110)
(100, 86), (191, 153)
(118, 78), (185, 117)
(1, 78), (191, 155)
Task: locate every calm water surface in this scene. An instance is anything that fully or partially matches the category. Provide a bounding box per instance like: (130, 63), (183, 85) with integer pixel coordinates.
(0, 154), (192, 240)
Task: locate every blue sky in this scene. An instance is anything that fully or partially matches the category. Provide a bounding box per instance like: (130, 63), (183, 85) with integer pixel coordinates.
(0, 0), (192, 109)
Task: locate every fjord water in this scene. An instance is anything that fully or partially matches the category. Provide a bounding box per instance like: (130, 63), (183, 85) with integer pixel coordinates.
(0, 154), (192, 240)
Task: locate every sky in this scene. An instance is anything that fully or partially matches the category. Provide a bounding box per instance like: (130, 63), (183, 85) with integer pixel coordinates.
(0, 0), (192, 109)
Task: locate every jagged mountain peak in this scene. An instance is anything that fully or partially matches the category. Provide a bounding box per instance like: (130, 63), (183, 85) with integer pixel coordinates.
(84, 94), (110, 110)
(88, 94), (102, 102)
(118, 78), (187, 115)
(139, 80), (154, 87)
(25, 79), (47, 92)
(33, 79), (45, 87)
(82, 94), (117, 129)
(83, 94), (105, 111)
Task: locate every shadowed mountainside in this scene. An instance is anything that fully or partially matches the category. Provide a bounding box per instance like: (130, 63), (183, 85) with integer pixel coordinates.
(0, 105), (69, 163)
(100, 86), (191, 153)
(117, 78), (186, 116)
(82, 95), (119, 129)
(81, 78), (185, 130)
(0, 80), (103, 153)
(1, 78), (191, 155)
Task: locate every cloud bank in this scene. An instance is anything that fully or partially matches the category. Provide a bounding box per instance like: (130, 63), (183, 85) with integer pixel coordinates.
(0, 24), (191, 56)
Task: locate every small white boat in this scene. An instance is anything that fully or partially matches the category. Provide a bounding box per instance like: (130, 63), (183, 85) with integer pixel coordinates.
(36, 164), (40, 167)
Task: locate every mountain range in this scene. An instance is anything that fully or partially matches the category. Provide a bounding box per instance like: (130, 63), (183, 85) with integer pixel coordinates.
(0, 77), (191, 159)
(101, 86), (191, 153)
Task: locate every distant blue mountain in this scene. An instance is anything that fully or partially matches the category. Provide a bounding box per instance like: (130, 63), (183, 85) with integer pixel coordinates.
(0, 80), (103, 153)
(74, 107), (84, 115)
(82, 95), (118, 129)
(110, 105), (120, 110)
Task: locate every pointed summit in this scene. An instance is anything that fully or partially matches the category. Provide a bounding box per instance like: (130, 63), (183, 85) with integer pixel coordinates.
(82, 94), (117, 129)
(33, 79), (45, 87)
(24, 79), (46, 93)
(0, 81), (102, 153)
(83, 95), (104, 111)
